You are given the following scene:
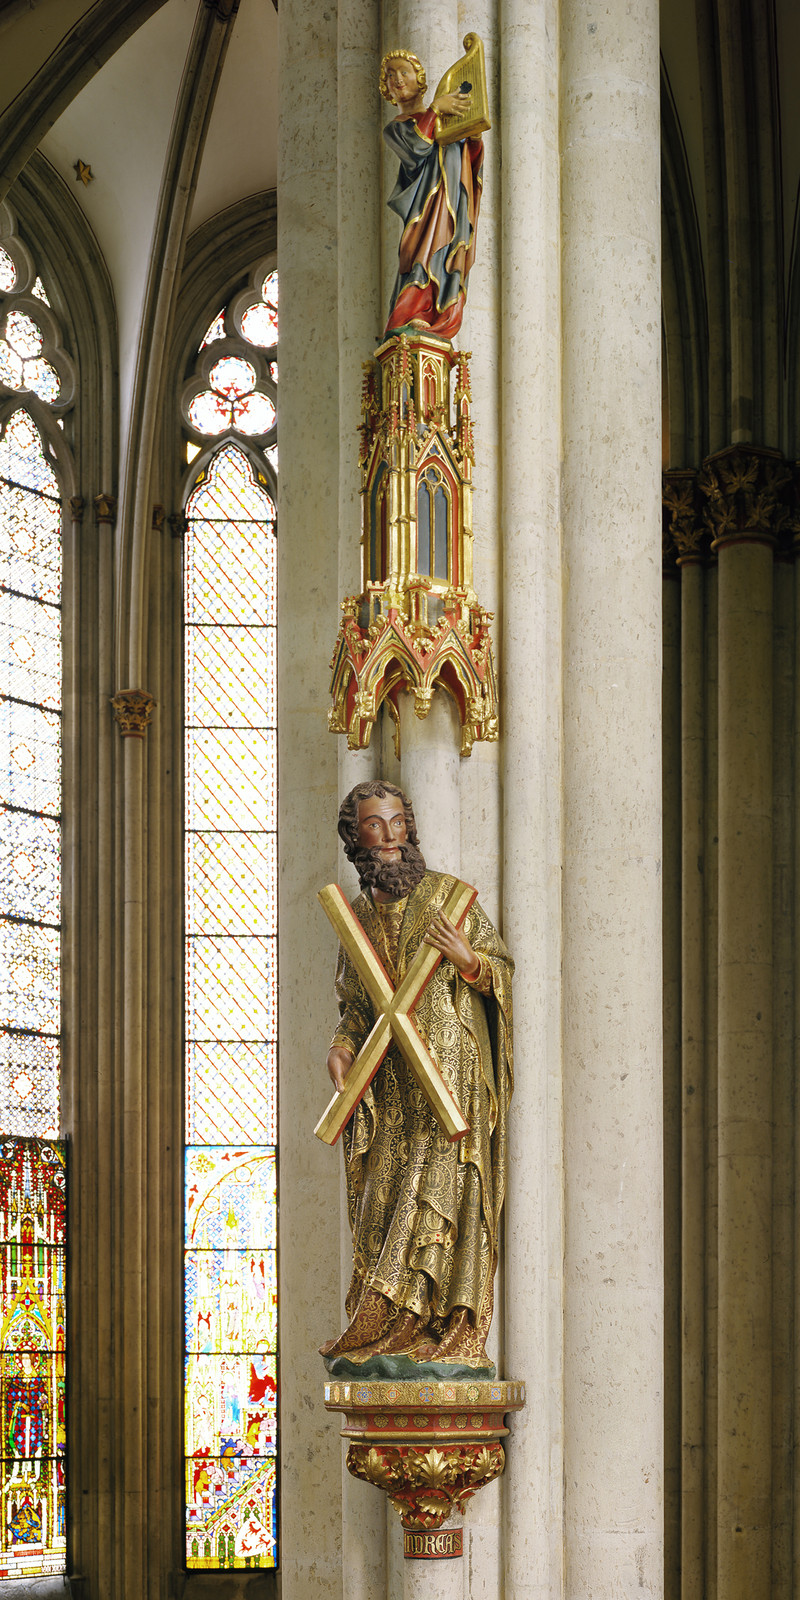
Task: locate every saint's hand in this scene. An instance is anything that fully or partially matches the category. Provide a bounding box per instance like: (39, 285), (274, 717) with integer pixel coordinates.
(423, 912), (481, 979)
(433, 89), (472, 117)
(327, 1046), (354, 1093)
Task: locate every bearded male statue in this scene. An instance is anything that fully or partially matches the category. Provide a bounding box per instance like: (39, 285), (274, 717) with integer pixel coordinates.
(320, 780), (513, 1376)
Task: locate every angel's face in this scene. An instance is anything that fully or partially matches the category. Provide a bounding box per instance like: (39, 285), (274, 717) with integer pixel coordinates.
(385, 58), (423, 108)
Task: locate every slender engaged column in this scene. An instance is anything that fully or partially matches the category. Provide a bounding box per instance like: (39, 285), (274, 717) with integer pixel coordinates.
(403, 1542), (462, 1600)
(715, 532), (773, 1594)
(661, 551), (681, 1595)
(793, 550), (800, 1600)
(278, 0), (344, 1593)
(500, 2), (563, 1597)
(661, 468), (710, 1595)
(561, 1), (663, 1593)
(335, 10), (387, 1585)
(772, 555), (794, 1597)
(715, 531), (774, 1597)
(680, 553), (707, 1594)
(703, 565), (720, 1600)
(700, 444), (785, 1599)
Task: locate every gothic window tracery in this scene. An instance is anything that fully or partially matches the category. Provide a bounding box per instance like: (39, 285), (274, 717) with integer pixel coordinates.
(0, 204), (70, 1580)
(182, 263), (278, 1572)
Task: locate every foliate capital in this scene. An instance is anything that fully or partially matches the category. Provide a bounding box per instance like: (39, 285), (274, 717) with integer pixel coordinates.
(110, 689), (156, 739)
(662, 468), (706, 570)
(699, 444), (792, 551)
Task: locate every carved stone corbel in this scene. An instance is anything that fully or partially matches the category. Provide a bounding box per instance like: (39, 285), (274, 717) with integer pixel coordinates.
(325, 1377), (525, 1560)
(93, 492), (116, 524)
(110, 689), (156, 739)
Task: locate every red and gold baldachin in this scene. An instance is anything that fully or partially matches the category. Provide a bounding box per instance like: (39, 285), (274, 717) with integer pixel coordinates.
(328, 331), (499, 757)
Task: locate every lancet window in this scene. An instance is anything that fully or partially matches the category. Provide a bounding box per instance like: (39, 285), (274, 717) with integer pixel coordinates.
(182, 265), (278, 1571)
(369, 468), (389, 583)
(0, 206), (70, 1580)
(417, 463), (450, 582)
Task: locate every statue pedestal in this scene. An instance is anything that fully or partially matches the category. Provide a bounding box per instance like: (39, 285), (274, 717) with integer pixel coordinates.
(324, 1377), (525, 1560)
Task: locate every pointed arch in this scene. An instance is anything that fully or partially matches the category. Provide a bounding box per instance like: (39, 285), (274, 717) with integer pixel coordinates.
(661, 57), (709, 466)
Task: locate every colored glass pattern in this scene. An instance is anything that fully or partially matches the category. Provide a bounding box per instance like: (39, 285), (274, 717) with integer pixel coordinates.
(201, 310), (226, 348)
(0, 409), (61, 1138)
(185, 278), (278, 1566)
(0, 231), (65, 1586)
(189, 358), (275, 438)
(0, 251), (15, 294)
(0, 316), (60, 404)
(0, 1140), (66, 1577)
(240, 271), (278, 349)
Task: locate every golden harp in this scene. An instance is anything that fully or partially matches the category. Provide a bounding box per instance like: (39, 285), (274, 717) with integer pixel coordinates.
(433, 32), (491, 146)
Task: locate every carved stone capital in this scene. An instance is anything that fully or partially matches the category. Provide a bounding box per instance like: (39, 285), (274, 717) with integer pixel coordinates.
(169, 511), (188, 539)
(110, 689), (156, 739)
(789, 462), (800, 553)
(68, 496), (85, 523)
(93, 492), (116, 524)
(151, 504), (166, 532)
(699, 444), (791, 551)
(662, 468), (706, 570)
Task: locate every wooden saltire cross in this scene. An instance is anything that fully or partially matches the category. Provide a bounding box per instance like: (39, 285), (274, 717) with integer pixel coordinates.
(314, 879), (477, 1147)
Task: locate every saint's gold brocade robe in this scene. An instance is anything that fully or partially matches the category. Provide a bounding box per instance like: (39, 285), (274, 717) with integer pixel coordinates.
(325, 870), (513, 1366)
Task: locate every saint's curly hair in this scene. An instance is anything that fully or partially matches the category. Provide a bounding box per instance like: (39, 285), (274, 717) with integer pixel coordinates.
(338, 780), (419, 861)
(379, 49), (427, 104)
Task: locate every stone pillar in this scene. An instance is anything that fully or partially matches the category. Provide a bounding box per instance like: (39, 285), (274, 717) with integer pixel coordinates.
(660, 514), (681, 1596)
(403, 1548), (462, 1600)
(700, 445), (785, 1599)
(398, 691), (461, 876)
(772, 552), (794, 1598)
(663, 469), (708, 1594)
(703, 564), (720, 1600)
(278, 0), (344, 1592)
(794, 541), (800, 1600)
(680, 547), (708, 1595)
(458, 0), (502, 932)
(334, 3), (387, 1579)
(500, 0), (563, 1596)
(560, 1), (663, 1594)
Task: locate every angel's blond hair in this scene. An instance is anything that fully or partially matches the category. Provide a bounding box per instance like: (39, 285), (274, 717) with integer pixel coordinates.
(379, 49), (427, 103)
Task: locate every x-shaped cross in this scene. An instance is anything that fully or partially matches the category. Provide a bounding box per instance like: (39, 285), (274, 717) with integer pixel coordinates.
(314, 878), (477, 1146)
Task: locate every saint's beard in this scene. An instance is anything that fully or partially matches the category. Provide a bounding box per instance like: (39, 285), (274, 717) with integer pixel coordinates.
(353, 840), (427, 898)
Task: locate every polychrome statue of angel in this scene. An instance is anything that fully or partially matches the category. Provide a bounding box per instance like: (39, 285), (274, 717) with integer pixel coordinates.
(380, 37), (489, 341)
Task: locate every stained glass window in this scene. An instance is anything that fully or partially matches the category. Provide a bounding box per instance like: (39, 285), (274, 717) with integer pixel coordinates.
(0, 1140), (65, 1578)
(0, 251), (15, 295)
(0, 313), (60, 404)
(188, 357), (275, 438)
(0, 403), (65, 1579)
(184, 264), (278, 1571)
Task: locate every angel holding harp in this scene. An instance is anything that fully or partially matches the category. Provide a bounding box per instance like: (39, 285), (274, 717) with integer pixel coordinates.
(380, 35), (490, 341)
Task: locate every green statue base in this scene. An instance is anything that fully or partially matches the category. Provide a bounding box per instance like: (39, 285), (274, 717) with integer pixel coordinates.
(322, 1352), (496, 1381)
